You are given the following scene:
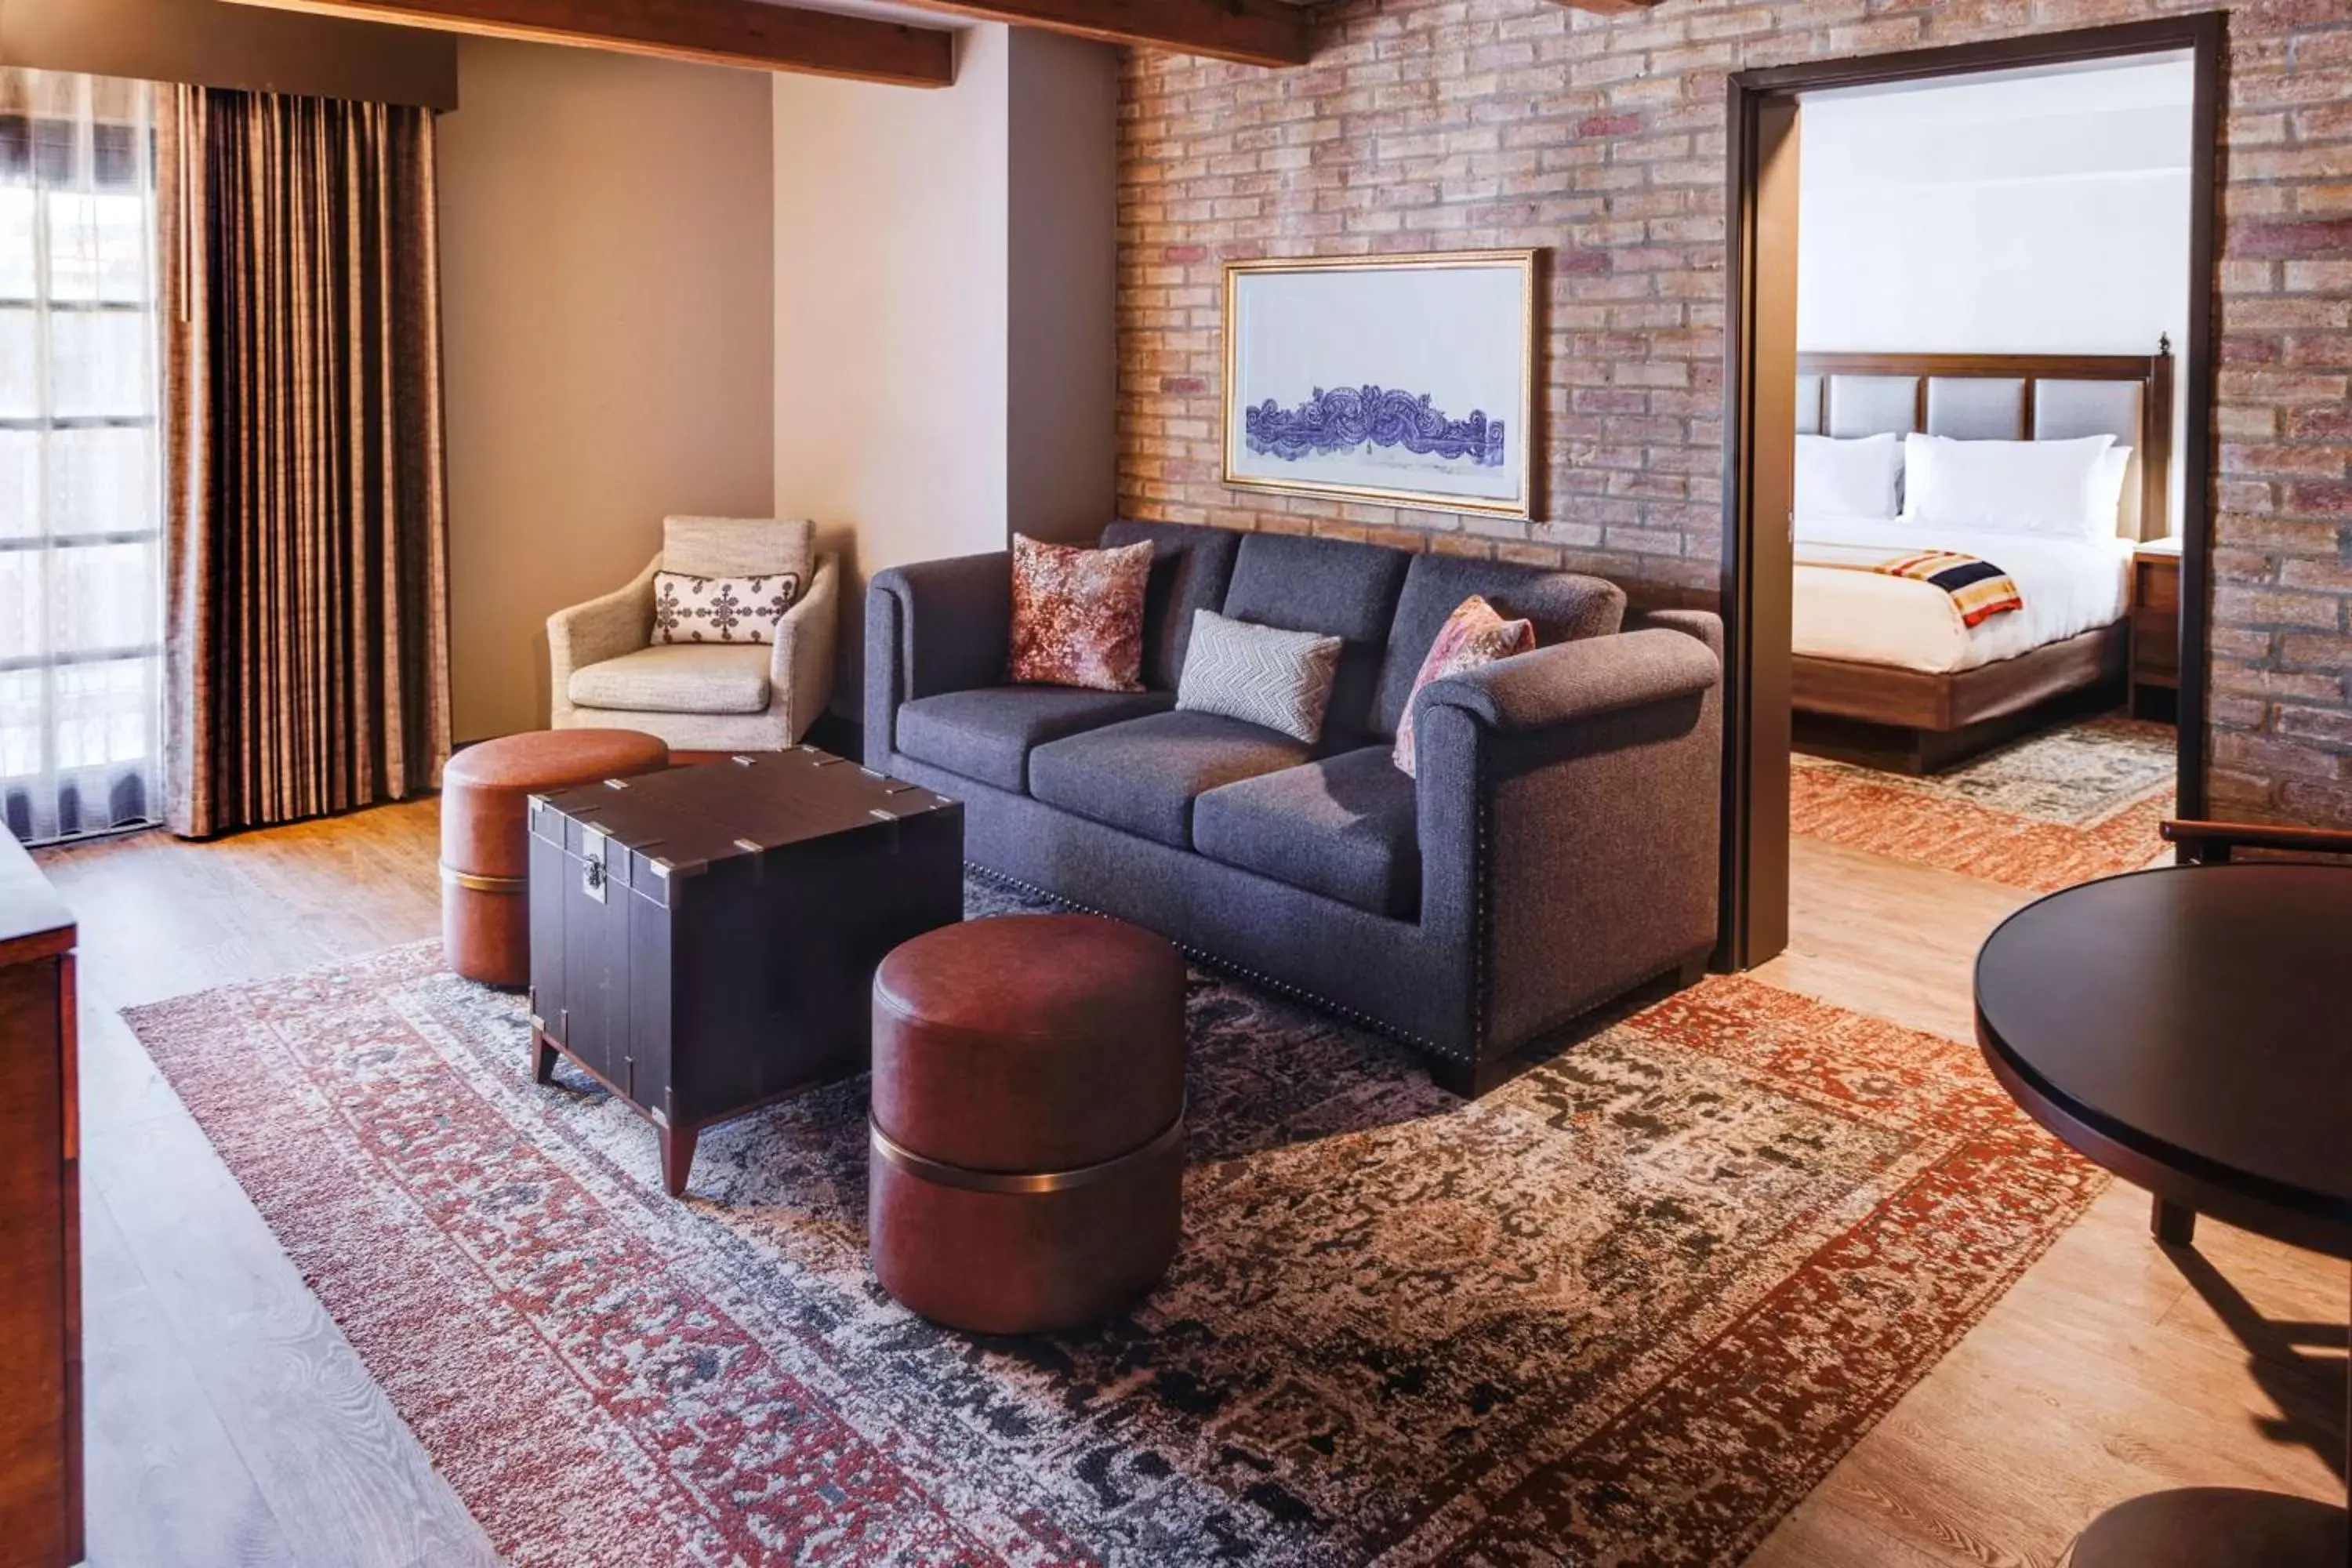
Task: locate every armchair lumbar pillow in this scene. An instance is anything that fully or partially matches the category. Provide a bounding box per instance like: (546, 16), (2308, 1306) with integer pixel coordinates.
(652, 568), (804, 644)
(548, 515), (838, 752)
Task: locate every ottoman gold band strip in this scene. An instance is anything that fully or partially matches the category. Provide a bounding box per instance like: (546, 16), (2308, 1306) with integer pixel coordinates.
(440, 863), (527, 895)
(869, 1111), (1185, 1196)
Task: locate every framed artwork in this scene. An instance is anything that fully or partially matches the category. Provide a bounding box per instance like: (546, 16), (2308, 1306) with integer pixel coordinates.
(1222, 249), (1538, 520)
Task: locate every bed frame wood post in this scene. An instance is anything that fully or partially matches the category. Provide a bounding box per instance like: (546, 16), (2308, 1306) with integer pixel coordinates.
(2144, 337), (2175, 545)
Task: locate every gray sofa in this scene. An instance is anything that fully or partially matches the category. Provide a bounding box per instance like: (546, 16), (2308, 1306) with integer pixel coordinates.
(865, 521), (1724, 1096)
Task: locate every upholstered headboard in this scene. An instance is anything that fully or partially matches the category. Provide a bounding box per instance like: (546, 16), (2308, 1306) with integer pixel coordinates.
(1794, 343), (2175, 541)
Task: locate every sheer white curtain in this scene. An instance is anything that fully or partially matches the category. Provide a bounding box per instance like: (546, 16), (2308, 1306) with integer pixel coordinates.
(0, 71), (164, 844)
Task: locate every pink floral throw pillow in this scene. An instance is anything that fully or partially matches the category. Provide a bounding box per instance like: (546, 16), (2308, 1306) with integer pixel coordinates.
(1007, 534), (1154, 693)
(1392, 594), (1536, 778)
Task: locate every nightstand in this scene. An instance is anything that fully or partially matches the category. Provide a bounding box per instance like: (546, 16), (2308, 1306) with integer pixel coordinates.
(2129, 538), (2181, 722)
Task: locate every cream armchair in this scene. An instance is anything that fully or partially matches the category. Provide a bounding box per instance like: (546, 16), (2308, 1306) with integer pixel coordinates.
(549, 515), (837, 751)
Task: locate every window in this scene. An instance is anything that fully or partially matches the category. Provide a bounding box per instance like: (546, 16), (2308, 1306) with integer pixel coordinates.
(0, 72), (162, 844)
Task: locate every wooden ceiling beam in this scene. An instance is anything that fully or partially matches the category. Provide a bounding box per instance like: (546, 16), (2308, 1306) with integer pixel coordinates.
(217, 0), (958, 86)
(878, 0), (1313, 68)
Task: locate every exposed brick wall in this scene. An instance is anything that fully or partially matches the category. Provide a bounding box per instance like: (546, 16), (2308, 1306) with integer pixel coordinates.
(1116, 0), (2352, 824)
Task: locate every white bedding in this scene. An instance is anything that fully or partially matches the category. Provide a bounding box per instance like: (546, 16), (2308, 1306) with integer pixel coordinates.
(1793, 516), (2132, 675)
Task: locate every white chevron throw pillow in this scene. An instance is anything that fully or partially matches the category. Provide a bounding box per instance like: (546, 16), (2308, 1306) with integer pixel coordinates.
(1175, 608), (1343, 744)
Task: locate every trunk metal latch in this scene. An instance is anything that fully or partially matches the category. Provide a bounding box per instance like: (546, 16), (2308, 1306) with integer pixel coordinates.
(582, 827), (609, 903)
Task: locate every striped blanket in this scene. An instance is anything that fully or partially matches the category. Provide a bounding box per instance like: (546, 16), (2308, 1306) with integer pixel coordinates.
(1795, 542), (2024, 628)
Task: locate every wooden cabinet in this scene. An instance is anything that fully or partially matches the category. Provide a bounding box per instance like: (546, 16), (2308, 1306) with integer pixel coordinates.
(2129, 542), (2183, 722)
(0, 826), (79, 1568)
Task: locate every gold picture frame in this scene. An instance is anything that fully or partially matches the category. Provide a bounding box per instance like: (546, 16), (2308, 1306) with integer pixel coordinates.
(1221, 249), (1539, 521)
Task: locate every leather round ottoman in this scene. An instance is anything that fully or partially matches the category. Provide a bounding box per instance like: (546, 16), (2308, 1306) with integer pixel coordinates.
(869, 914), (1186, 1334)
(440, 728), (670, 985)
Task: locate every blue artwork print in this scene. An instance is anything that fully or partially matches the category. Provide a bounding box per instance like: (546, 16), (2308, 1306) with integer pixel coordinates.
(1244, 385), (1507, 468)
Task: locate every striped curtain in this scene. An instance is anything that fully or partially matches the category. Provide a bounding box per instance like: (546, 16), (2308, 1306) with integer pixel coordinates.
(159, 85), (449, 839)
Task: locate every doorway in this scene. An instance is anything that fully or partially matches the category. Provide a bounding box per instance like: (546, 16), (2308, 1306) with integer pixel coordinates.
(1718, 16), (2225, 968)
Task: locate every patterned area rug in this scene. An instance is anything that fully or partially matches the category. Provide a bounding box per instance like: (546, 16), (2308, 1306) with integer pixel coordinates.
(1792, 715), (2177, 891)
(125, 879), (2104, 1566)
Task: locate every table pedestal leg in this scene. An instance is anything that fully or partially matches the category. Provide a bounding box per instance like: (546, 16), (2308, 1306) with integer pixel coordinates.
(2152, 1195), (2198, 1246)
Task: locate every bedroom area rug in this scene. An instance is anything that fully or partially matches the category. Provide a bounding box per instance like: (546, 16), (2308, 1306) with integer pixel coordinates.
(124, 879), (2106, 1567)
(1791, 714), (2177, 891)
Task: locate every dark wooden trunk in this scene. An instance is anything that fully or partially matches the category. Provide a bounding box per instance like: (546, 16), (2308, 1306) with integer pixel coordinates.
(528, 749), (963, 1196)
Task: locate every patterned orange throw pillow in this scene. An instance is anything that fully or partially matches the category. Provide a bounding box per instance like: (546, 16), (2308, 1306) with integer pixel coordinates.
(1392, 594), (1536, 777)
(1008, 534), (1154, 692)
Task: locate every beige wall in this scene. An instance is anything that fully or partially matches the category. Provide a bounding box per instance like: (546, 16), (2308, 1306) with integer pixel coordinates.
(439, 37), (775, 742)
(772, 26), (1117, 711)
(0, 0), (455, 108)
(772, 24), (1012, 671)
(1007, 27), (1119, 549)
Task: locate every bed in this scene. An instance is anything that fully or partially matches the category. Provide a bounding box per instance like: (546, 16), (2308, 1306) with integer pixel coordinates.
(1789, 346), (2174, 772)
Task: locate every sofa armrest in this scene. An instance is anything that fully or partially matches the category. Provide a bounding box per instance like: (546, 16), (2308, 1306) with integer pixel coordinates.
(1416, 627), (1721, 735)
(1413, 614), (1723, 1062)
(767, 554), (840, 744)
(864, 551), (1012, 763)
(549, 557), (659, 715)
(1631, 605), (1726, 661)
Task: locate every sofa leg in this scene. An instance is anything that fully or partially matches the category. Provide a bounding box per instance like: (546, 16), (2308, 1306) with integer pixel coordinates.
(1441, 957), (1715, 1098)
(1431, 1054), (1514, 1100)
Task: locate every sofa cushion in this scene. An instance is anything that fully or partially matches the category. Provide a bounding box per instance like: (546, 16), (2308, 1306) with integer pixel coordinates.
(1029, 710), (1310, 848)
(1371, 554), (1628, 735)
(1193, 746), (1422, 918)
(1221, 533), (1410, 742)
(895, 686), (1174, 793)
(569, 643), (770, 715)
(1102, 519), (1242, 691)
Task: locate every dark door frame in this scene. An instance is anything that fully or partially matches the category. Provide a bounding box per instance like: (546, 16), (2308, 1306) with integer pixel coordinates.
(1718, 13), (2227, 970)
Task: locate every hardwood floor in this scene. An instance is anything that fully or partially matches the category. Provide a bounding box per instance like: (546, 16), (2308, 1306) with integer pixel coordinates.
(1749, 837), (2347, 1568)
(42, 804), (495, 1568)
(36, 804), (2346, 1566)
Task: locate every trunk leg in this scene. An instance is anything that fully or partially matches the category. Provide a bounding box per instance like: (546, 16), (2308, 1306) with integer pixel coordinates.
(532, 1030), (559, 1086)
(660, 1124), (699, 1199)
(2152, 1195), (2197, 1247)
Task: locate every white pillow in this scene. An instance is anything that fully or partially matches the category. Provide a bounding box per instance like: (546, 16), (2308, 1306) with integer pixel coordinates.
(1795, 433), (1903, 521)
(2094, 445), (2133, 535)
(1902, 432), (2117, 539)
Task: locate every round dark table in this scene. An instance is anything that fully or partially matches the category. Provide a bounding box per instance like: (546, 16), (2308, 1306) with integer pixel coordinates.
(1976, 863), (2352, 1568)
